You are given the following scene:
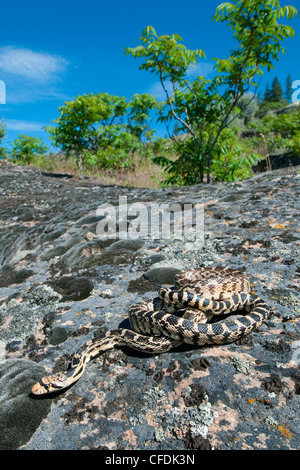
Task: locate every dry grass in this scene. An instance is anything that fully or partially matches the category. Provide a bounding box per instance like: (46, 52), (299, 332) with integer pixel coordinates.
(30, 153), (167, 188)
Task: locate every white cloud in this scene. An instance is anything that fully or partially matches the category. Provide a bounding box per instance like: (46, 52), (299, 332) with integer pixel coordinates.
(0, 46), (67, 82)
(7, 88), (70, 105)
(187, 61), (214, 78)
(5, 119), (45, 132)
(148, 80), (174, 100)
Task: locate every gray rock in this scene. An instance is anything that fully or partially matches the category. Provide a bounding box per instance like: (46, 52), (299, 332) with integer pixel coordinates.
(0, 359), (52, 450)
(0, 265), (34, 287)
(144, 266), (181, 284)
(48, 326), (68, 345)
(0, 161), (299, 450)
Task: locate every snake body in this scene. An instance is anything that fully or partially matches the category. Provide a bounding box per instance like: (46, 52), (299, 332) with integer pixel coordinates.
(31, 267), (269, 395)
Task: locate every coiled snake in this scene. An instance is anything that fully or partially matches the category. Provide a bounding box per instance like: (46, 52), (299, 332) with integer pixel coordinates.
(31, 266), (269, 395)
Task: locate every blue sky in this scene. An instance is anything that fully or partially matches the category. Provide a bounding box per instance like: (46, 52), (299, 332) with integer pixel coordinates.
(0, 0), (299, 151)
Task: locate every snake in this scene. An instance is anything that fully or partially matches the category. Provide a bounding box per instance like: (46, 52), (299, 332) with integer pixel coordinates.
(31, 266), (270, 395)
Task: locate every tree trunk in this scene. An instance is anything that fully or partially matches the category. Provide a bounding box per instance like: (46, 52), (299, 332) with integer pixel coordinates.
(76, 150), (83, 179)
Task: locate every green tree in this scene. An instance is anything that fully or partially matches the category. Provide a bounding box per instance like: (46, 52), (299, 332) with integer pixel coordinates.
(0, 121), (6, 158)
(10, 135), (48, 165)
(46, 92), (159, 176)
(127, 93), (158, 143)
(263, 83), (273, 102)
(0, 122), (4, 141)
(173, 121), (181, 136)
(249, 110), (300, 153)
(125, 0), (298, 184)
(285, 73), (293, 102)
(45, 93), (127, 178)
(271, 76), (284, 102)
(211, 127), (262, 181)
(91, 125), (139, 170)
(257, 76), (289, 117)
(235, 92), (259, 126)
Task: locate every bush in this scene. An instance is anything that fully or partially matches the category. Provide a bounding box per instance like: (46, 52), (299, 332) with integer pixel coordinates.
(255, 101), (285, 119)
(10, 135), (48, 165)
(249, 110), (300, 154)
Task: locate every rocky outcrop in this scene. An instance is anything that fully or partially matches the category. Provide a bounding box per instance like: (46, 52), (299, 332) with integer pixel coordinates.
(0, 161), (299, 450)
(254, 151), (300, 172)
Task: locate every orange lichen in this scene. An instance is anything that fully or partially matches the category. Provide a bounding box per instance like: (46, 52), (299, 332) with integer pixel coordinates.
(277, 425), (292, 439)
(247, 397), (270, 406)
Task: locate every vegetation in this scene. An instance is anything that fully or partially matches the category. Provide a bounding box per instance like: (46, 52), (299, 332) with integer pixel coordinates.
(45, 92), (161, 178)
(255, 75), (292, 118)
(10, 135), (48, 165)
(249, 110), (300, 155)
(125, 0), (298, 184)
(0, 122), (6, 159)
(2, 0), (299, 187)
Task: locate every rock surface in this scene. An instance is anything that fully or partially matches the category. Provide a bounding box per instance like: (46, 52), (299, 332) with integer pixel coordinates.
(0, 160), (299, 450)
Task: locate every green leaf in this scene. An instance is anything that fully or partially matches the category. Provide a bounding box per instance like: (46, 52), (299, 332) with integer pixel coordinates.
(214, 2), (237, 18)
(278, 5), (299, 19)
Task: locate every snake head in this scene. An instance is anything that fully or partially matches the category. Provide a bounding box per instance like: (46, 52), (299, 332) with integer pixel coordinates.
(31, 372), (68, 395)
